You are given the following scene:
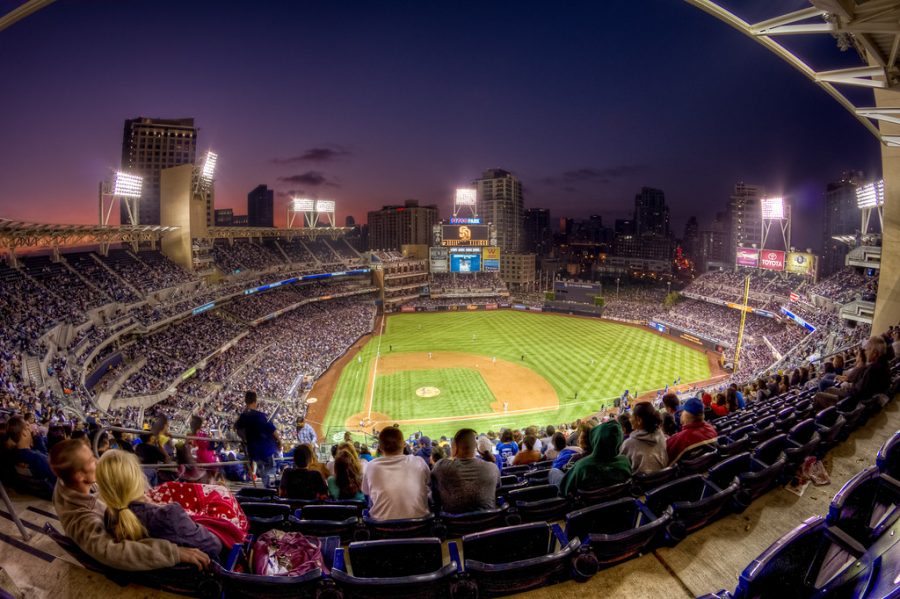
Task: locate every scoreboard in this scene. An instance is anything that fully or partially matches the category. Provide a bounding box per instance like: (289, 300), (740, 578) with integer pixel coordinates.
(431, 222), (498, 273)
(440, 224), (490, 247)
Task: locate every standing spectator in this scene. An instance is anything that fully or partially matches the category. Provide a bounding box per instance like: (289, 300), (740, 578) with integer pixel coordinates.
(296, 416), (318, 448)
(234, 391), (281, 488)
(495, 429), (518, 467)
(512, 435), (541, 465)
(431, 428), (500, 514)
(559, 422), (631, 497)
(189, 415), (217, 465)
(666, 398), (718, 463)
(362, 427), (430, 521)
(279, 444), (328, 500)
(620, 402), (668, 474)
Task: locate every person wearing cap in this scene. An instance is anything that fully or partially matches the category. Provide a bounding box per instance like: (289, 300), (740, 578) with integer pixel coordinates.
(296, 416), (318, 448)
(665, 397), (717, 464)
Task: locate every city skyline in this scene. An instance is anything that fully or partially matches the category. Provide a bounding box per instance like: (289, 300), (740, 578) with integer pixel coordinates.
(0, 1), (885, 251)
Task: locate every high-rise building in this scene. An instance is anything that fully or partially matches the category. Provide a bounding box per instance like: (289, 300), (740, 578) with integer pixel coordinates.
(345, 215), (356, 227)
(699, 212), (729, 272)
(822, 171), (863, 277)
(121, 117), (197, 225)
(683, 216), (699, 261)
(633, 187), (669, 236)
(524, 208), (552, 255)
(474, 168), (524, 252)
(247, 184), (274, 227)
(614, 218), (634, 235)
(214, 208), (234, 227)
(367, 199), (438, 250)
(727, 182), (765, 263)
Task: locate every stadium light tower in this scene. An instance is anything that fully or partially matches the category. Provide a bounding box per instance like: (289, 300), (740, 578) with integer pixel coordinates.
(759, 197), (791, 251)
(453, 188), (478, 218)
(193, 150), (217, 197)
(99, 171), (143, 226)
(287, 198), (316, 228)
(856, 179), (884, 235)
(315, 199), (336, 228)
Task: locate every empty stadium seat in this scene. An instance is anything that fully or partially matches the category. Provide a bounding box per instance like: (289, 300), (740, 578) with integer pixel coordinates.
(462, 522), (584, 595)
(438, 506), (514, 538)
(846, 518), (900, 599)
(814, 407), (846, 455)
(676, 445), (721, 476)
(732, 516), (867, 599)
(563, 497), (671, 565)
(572, 479), (633, 507)
(331, 537), (462, 599)
(631, 465), (678, 495)
(290, 504), (361, 543)
(241, 502), (291, 535)
(236, 487), (277, 501)
(716, 435), (753, 459)
(508, 484), (570, 523)
(876, 430), (900, 479)
(774, 407), (798, 433)
(523, 469), (551, 486)
(826, 466), (900, 548)
(707, 451), (783, 506)
(837, 396), (866, 436)
(502, 465), (531, 478)
(363, 513), (435, 539)
(784, 419), (821, 470)
(643, 475), (738, 541)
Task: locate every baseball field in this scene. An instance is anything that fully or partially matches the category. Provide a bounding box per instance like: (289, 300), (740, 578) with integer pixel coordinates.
(315, 310), (714, 441)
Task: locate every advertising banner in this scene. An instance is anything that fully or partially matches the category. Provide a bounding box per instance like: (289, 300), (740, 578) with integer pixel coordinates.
(759, 250), (785, 271)
(482, 246), (501, 260)
(786, 252), (815, 276)
(736, 247), (759, 268)
(441, 224), (490, 246)
(429, 247), (449, 273)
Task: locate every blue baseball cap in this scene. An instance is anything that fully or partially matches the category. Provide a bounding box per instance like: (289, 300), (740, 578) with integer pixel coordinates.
(683, 397), (705, 416)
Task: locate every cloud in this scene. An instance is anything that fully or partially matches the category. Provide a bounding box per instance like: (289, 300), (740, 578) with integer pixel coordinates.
(271, 146), (351, 165)
(277, 171), (340, 187)
(539, 164), (645, 187)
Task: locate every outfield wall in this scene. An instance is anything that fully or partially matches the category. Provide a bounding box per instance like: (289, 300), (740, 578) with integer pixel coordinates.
(647, 320), (727, 353)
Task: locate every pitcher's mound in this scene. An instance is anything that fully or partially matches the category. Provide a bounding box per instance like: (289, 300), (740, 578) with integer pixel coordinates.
(416, 386), (441, 398)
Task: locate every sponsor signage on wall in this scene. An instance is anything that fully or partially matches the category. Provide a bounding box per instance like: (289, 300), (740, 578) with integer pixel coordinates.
(786, 252), (815, 276)
(736, 247), (759, 268)
(759, 250), (785, 271)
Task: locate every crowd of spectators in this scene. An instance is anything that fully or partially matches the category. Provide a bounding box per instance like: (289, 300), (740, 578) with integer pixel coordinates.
(99, 249), (195, 294)
(430, 272), (506, 294)
(808, 267), (878, 304)
(212, 241), (287, 273)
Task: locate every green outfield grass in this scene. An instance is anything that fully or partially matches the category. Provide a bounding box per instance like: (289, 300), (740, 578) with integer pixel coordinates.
(321, 310), (712, 440)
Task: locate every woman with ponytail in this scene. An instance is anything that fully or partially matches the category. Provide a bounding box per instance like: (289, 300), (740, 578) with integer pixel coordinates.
(96, 450), (222, 561)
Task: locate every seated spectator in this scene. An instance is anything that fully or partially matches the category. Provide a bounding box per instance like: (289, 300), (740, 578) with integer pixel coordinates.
(544, 432), (566, 461)
(620, 401), (668, 474)
(96, 450), (222, 562)
(817, 362), (838, 392)
(475, 435), (499, 472)
(814, 336), (892, 410)
(49, 439), (209, 571)
(415, 436), (433, 466)
(279, 444), (328, 500)
(5, 415), (56, 498)
(617, 413), (633, 437)
(559, 421), (631, 496)
(362, 427), (431, 520)
(431, 428), (500, 514)
(358, 444), (373, 462)
(666, 398), (718, 464)
(495, 429), (518, 467)
(430, 445), (446, 466)
(511, 435), (541, 465)
(328, 448), (365, 501)
(711, 393), (729, 418)
(661, 392), (682, 435)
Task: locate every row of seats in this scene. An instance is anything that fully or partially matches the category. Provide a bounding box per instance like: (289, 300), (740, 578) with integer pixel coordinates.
(701, 430), (900, 599)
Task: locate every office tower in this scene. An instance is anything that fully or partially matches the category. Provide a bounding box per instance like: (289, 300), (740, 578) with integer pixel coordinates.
(524, 208), (551, 255)
(633, 187), (669, 236)
(822, 171), (863, 277)
(121, 117), (197, 225)
(214, 209), (234, 227)
(247, 184), (274, 227)
(473, 168), (524, 252)
(683, 216), (699, 260)
(367, 199), (438, 250)
(728, 182), (764, 262)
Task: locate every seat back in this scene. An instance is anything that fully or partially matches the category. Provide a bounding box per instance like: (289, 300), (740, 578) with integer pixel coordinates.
(500, 475), (519, 486)
(524, 469), (551, 485)
(788, 418), (817, 445)
(643, 474), (708, 517)
(440, 507), (509, 537)
(347, 538), (444, 577)
(876, 430), (900, 479)
(753, 434), (788, 466)
(574, 479), (632, 505)
(707, 452), (753, 491)
(678, 445), (720, 475)
(241, 502), (291, 519)
(717, 435), (752, 458)
(632, 465), (678, 494)
(827, 466), (900, 547)
(363, 514), (435, 539)
(502, 464), (531, 478)
(299, 504), (358, 522)
(565, 497), (644, 541)
(462, 522), (552, 564)
(508, 484), (559, 504)
(236, 487), (277, 501)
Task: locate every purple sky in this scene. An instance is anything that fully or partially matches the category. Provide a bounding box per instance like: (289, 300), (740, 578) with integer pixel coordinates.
(0, 0), (883, 250)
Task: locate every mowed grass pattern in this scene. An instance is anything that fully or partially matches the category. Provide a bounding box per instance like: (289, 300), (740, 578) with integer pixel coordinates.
(322, 311), (711, 439)
(372, 368), (495, 420)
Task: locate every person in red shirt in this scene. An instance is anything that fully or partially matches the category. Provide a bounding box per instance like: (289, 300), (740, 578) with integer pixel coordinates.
(710, 393), (729, 418)
(666, 397), (717, 464)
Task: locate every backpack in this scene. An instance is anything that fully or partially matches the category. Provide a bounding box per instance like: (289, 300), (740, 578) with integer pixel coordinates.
(251, 529), (329, 577)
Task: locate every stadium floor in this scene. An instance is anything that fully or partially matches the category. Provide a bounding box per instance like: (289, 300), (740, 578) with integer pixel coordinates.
(1, 399), (897, 598)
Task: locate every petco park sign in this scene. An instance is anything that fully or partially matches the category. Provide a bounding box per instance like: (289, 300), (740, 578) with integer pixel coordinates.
(759, 250), (785, 271)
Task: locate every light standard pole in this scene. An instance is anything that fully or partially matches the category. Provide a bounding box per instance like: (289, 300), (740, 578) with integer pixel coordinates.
(616, 277), (620, 300)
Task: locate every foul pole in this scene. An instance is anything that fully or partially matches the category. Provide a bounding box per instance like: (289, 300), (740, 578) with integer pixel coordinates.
(733, 275), (750, 372)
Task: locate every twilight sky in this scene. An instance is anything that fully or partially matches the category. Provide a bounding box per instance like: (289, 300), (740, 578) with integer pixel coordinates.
(0, 0), (884, 250)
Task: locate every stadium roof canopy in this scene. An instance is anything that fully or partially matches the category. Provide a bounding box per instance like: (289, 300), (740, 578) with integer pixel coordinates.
(201, 226), (354, 240)
(0, 218), (178, 251)
(685, 0), (900, 146)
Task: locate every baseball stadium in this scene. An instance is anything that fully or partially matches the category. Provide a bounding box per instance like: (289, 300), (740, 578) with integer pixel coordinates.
(2, 2), (900, 599)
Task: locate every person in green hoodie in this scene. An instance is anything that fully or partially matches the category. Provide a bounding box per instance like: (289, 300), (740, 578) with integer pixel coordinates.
(558, 420), (631, 497)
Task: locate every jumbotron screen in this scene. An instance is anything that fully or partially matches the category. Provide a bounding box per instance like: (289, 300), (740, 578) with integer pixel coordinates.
(451, 253), (481, 272)
(441, 224), (490, 247)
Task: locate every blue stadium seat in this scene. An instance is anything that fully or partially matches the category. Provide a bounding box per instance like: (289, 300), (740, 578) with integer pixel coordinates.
(784, 419), (821, 470)
(44, 523), (222, 597)
(643, 474), (738, 541)
(438, 506), (513, 538)
(571, 479), (633, 507)
(707, 451), (783, 506)
(876, 430), (900, 479)
(331, 537), (463, 599)
(241, 502), (292, 535)
(774, 407), (798, 434)
(235, 487), (277, 501)
(794, 399), (814, 421)
(631, 465), (679, 495)
(462, 522), (584, 595)
(716, 434), (753, 459)
(531, 460), (554, 471)
(363, 513), (435, 539)
(563, 497), (671, 566)
(847, 518), (900, 599)
(502, 464), (531, 478)
(523, 468), (551, 486)
(826, 466), (900, 548)
(732, 516), (867, 599)
(508, 484), (570, 523)
(676, 445), (721, 476)
(289, 504), (361, 543)
(837, 396), (866, 436)
(814, 407), (846, 455)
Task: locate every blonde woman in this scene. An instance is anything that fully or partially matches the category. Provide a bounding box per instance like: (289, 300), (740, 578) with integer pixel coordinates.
(95, 450), (222, 561)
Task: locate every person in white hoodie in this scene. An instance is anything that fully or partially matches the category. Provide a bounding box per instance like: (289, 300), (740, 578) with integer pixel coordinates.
(620, 401), (668, 475)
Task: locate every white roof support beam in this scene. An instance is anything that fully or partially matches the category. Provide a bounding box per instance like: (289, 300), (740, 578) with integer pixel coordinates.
(816, 66), (892, 89)
(0, 0), (55, 32)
